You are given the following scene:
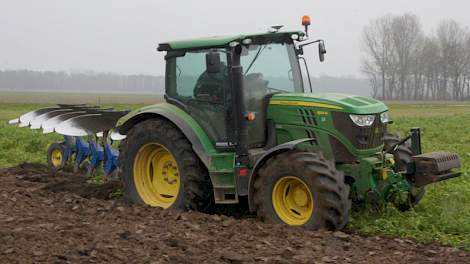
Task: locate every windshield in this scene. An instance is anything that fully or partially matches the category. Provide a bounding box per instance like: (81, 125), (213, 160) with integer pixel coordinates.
(241, 43), (303, 94)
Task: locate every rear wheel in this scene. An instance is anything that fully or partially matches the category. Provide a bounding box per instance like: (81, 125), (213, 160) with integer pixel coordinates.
(47, 143), (67, 171)
(254, 151), (351, 230)
(384, 132), (425, 211)
(119, 119), (213, 211)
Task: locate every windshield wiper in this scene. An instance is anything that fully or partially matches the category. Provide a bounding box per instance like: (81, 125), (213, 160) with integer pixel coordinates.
(244, 45), (266, 75)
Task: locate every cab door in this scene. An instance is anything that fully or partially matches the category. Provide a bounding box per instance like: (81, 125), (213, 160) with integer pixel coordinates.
(165, 49), (230, 145)
(240, 43), (304, 148)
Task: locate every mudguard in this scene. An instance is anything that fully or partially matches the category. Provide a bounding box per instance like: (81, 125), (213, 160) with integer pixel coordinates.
(247, 138), (316, 212)
(116, 103), (216, 168)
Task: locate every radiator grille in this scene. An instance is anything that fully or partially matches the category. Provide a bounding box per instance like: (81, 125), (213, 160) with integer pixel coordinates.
(332, 112), (387, 150)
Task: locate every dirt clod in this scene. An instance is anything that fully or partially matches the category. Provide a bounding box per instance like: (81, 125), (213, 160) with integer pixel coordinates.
(0, 163), (469, 263)
(220, 252), (248, 264)
(333, 231), (350, 240)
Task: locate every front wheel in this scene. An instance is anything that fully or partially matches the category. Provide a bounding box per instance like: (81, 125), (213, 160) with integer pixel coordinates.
(253, 151), (351, 230)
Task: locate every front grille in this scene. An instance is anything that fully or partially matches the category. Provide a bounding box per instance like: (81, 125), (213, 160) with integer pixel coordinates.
(332, 112), (387, 150)
(330, 136), (357, 163)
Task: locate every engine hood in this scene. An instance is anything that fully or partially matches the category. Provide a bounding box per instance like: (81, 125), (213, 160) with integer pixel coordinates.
(270, 92), (388, 114)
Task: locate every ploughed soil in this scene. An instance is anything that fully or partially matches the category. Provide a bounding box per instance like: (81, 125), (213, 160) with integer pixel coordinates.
(0, 164), (468, 264)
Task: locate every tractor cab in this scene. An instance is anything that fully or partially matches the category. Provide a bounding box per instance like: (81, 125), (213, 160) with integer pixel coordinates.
(159, 30), (310, 151)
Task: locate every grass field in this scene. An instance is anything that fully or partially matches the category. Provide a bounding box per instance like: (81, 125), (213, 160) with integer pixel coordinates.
(0, 99), (469, 250)
(350, 103), (470, 250)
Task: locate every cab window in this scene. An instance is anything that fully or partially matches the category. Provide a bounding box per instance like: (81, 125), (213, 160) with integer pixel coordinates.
(165, 50), (229, 144)
(241, 43), (303, 94)
(168, 50), (228, 104)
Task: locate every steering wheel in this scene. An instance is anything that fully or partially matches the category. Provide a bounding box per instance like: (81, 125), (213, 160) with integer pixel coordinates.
(245, 73), (288, 94)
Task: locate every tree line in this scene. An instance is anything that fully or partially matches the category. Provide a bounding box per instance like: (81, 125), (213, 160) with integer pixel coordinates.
(0, 69), (372, 96)
(362, 14), (470, 100)
(0, 70), (164, 94)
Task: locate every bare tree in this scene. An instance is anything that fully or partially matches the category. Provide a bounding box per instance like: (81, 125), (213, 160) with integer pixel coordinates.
(420, 37), (441, 99)
(363, 14), (470, 100)
(436, 20), (468, 99)
(361, 15), (394, 99)
(390, 14), (424, 100)
(361, 58), (380, 97)
(465, 36), (470, 98)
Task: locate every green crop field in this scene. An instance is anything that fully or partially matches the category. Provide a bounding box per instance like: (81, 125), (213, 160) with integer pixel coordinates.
(350, 103), (470, 250)
(0, 99), (469, 250)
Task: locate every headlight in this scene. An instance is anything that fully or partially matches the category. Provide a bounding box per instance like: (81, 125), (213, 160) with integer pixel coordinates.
(349, 114), (375, 127)
(380, 112), (389, 123)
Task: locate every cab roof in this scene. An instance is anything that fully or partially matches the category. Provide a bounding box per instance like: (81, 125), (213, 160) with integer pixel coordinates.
(157, 31), (304, 51)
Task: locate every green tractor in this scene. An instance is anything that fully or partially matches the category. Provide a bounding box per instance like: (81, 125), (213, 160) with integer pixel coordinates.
(116, 19), (461, 229)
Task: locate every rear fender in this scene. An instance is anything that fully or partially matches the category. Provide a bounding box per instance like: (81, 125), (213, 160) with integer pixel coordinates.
(247, 138), (316, 211)
(117, 103), (216, 168)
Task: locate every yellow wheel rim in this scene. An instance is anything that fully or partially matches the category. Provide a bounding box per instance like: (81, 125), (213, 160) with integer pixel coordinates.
(133, 143), (180, 208)
(272, 176), (314, 225)
(51, 149), (63, 168)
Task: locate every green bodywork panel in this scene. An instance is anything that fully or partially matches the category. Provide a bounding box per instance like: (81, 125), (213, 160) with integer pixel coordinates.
(165, 35), (242, 50)
(268, 92), (388, 160)
(160, 31), (304, 50)
(117, 103), (237, 190)
(267, 92), (410, 202)
(270, 92), (388, 114)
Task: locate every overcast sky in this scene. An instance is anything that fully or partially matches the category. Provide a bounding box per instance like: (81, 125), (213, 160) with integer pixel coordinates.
(1, 0), (469, 77)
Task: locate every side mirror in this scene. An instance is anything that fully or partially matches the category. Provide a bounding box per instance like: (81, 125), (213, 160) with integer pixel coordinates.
(206, 52), (221, 73)
(319, 41), (326, 62)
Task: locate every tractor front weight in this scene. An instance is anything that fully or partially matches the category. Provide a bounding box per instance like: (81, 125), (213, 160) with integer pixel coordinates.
(339, 128), (461, 209)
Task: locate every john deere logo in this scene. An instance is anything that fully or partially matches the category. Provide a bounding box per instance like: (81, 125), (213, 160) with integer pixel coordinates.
(374, 127), (379, 134)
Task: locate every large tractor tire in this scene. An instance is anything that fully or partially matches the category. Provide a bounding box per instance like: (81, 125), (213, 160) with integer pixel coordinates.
(47, 143), (67, 172)
(119, 118), (213, 212)
(253, 151), (351, 230)
(383, 132), (425, 211)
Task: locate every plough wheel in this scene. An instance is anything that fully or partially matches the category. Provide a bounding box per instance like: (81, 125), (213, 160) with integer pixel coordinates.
(47, 143), (67, 171)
